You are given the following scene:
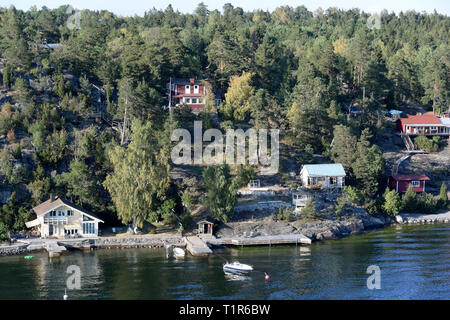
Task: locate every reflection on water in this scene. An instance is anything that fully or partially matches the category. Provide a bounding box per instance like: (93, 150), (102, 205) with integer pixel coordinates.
(224, 272), (252, 282)
(0, 223), (449, 299)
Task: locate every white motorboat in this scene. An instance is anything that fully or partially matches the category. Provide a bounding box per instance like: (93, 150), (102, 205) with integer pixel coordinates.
(223, 261), (253, 274)
(173, 247), (185, 258)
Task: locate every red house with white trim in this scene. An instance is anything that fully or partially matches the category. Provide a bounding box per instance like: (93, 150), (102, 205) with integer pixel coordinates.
(397, 112), (450, 136)
(167, 78), (207, 113)
(389, 174), (430, 193)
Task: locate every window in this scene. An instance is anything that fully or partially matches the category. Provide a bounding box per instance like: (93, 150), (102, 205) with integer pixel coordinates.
(192, 98), (197, 104)
(411, 181), (420, 187)
(194, 85), (199, 94)
(185, 85), (190, 94)
(83, 223), (95, 234)
(185, 98), (191, 104)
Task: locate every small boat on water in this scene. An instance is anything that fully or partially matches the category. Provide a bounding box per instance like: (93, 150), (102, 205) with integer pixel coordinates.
(173, 247), (185, 258)
(223, 261), (253, 274)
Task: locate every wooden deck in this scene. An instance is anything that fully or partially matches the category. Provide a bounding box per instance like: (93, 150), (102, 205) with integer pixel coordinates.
(206, 234), (312, 246)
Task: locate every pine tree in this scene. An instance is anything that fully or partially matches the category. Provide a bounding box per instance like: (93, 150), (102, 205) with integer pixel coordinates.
(383, 188), (402, 216)
(402, 184), (418, 212)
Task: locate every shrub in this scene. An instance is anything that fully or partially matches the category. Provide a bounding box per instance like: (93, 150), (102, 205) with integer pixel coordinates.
(439, 182), (448, 208)
(414, 135), (439, 152)
(277, 207), (293, 221)
(383, 188), (402, 216)
(402, 184), (418, 212)
(301, 198), (318, 219)
(181, 214), (193, 229)
(417, 192), (438, 213)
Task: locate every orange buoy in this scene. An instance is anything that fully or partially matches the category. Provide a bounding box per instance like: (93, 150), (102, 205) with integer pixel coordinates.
(265, 272), (270, 280)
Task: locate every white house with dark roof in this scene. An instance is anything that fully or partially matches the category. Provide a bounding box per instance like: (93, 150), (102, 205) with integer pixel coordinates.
(25, 195), (104, 238)
(300, 164), (346, 189)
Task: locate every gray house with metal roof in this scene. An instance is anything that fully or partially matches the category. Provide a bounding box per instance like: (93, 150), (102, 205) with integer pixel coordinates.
(300, 164), (346, 189)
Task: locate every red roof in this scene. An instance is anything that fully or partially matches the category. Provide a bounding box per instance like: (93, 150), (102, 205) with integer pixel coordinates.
(391, 174), (430, 181)
(399, 113), (442, 125)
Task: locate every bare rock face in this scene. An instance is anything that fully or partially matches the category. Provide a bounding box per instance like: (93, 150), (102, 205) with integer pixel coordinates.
(216, 207), (389, 242)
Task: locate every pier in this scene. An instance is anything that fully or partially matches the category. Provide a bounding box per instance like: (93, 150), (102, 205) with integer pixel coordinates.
(44, 241), (67, 258)
(206, 234), (312, 247)
(184, 236), (213, 256)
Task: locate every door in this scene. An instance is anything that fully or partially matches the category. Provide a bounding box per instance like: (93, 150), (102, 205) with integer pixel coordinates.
(49, 224), (54, 236)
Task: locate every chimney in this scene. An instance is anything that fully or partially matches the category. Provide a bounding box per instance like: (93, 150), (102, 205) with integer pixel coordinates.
(190, 78), (195, 85)
(50, 193), (55, 202)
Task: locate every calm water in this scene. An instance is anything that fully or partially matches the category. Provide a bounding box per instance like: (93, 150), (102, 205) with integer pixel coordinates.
(0, 223), (449, 300)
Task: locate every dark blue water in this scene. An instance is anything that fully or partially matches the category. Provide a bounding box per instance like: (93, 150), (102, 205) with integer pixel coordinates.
(0, 223), (449, 299)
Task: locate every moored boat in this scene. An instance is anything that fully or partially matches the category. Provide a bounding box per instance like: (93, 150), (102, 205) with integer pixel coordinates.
(223, 261), (253, 274)
(173, 247), (185, 258)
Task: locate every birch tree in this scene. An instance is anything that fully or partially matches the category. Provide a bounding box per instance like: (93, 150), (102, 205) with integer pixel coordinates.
(103, 120), (171, 230)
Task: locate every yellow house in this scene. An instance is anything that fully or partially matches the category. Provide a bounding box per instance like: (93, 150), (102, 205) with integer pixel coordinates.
(25, 195), (104, 238)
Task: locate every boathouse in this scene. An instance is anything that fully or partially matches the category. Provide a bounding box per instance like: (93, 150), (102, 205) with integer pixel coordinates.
(197, 220), (214, 237)
(388, 174), (430, 193)
(25, 195), (104, 238)
(300, 164), (346, 189)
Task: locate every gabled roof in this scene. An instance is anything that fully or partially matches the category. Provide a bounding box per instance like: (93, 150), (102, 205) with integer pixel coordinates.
(400, 113), (442, 125)
(391, 174), (430, 181)
(197, 220), (214, 225)
(33, 196), (103, 222)
(171, 78), (205, 85)
(301, 164), (346, 177)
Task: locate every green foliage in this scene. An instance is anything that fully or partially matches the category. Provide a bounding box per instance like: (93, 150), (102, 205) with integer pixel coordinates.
(402, 184), (418, 212)
(383, 188), (402, 216)
(55, 160), (98, 207)
(181, 213), (193, 229)
(103, 120), (171, 228)
(414, 136), (440, 152)
(202, 164), (237, 223)
(235, 165), (256, 188)
(277, 207), (293, 222)
(439, 182), (448, 208)
(417, 192), (438, 213)
(0, 221), (8, 240)
(301, 198), (319, 219)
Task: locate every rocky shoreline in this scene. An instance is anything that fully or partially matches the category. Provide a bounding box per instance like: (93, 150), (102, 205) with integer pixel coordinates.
(2, 211), (449, 257)
(396, 211), (450, 224)
(216, 210), (390, 242)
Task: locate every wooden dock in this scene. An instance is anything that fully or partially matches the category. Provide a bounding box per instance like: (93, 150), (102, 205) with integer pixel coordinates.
(206, 234), (312, 247)
(184, 236), (213, 256)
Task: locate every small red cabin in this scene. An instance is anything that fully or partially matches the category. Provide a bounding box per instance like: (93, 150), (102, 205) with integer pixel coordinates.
(389, 174), (430, 193)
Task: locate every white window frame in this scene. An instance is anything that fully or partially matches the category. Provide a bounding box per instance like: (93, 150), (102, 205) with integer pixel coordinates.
(185, 85), (190, 94)
(194, 85), (199, 94)
(411, 181), (420, 188)
(192, 98), (198, 104)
